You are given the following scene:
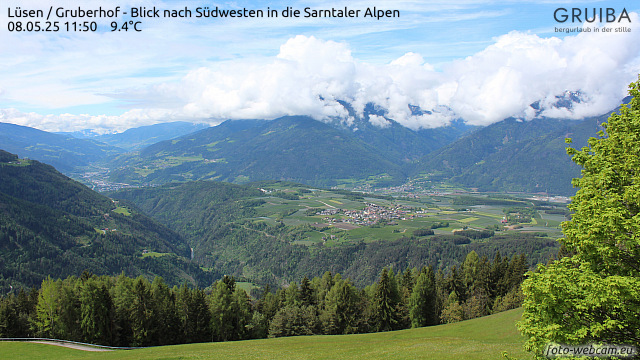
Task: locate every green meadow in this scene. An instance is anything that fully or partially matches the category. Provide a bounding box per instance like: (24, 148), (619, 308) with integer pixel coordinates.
(0, 308), (527, 360)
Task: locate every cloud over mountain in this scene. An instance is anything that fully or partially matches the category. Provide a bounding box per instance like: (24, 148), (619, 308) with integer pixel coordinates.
(3, 13), (639, 133)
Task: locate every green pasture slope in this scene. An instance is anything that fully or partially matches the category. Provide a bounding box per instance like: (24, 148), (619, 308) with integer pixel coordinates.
(0, 308), (526, 360)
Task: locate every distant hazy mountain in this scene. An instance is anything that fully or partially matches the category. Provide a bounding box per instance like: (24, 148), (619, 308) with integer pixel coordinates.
(93, 121), (211, 151)
(0, 122), (123, 173)
(60, 121), (211, 151)
(0, 150), (212, 290)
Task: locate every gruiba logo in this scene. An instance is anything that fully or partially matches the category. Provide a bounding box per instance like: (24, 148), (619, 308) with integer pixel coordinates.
(554, 8), (631, 23)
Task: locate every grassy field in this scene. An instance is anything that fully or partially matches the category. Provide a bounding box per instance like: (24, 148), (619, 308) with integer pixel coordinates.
(112, 206), (131, 216)
(0, 308), (528, 360)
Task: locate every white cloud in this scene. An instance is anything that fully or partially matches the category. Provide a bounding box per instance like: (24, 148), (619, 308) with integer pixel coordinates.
(444, 17), (640, 124)
(2, 11), (640, 133)
(162, 23), (640, 129)
(368, 114), (391, 128)
(0, 108), (182, 134)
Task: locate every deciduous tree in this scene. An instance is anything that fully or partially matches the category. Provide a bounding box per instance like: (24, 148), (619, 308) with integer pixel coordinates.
(519, 76), (640, 357)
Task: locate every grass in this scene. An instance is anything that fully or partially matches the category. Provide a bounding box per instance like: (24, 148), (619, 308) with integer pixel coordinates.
(141, 251), (171, 258)
(236, 281), (259, 294)
(112, 207), (131, 216)
(0, 308), (527, 360)
(0, 159), (32, 167)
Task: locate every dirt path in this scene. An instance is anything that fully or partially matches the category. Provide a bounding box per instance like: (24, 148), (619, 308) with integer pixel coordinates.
(318, 201), (338, 209)
(29, 340), (114, 352)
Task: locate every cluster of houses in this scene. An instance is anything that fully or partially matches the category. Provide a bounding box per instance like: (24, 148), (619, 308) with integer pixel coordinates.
(316, 208), (340, 216)
(528, 195), (570, 203)
(316, 203), (416, 226)
(80, 169), (140, 192)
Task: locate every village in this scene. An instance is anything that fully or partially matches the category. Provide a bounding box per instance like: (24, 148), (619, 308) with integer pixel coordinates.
(316, 202), (420, 227)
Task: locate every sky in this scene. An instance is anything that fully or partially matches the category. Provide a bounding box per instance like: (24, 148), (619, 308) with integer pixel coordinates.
(1, 0), (639, 134)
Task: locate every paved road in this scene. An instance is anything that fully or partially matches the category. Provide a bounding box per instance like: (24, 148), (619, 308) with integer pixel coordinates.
(30, 340), (114, 352)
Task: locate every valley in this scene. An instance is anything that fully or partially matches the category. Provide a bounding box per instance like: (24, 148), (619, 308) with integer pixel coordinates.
(0, 92), (635, 360)
(2, 97), (623, 197)
(110, 180), (563, 287)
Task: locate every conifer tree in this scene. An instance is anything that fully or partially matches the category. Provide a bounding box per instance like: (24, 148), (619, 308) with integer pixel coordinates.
(0, 295), (19, 337)
(80, 277), (113, 345)
(209, 279), (235, 341)
(322, 278), (361, 334)
(111, 274), (135, 346)
(409, 266), (437, 327)
(300, 276), (314, 307)
(372, 268), (401, 331)
(130, 276), (156, 346)
(151, 277), (181, 345)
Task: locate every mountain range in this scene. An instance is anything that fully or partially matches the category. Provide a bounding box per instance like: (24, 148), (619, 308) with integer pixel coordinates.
(60, 121), (211, 151)
(415, 113), (609, 195)
(109, 116), (411, 187)
(0, 122), (122, 173)
(0, 98), (626, 195)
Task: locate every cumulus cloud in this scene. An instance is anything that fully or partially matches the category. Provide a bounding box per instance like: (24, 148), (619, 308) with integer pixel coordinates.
(2, 13), (640, 133)
(148, 35), (449, 129)
(444, 18), (640, 125)
(367, 114), (391, 128)
(162, 22), (640, 129)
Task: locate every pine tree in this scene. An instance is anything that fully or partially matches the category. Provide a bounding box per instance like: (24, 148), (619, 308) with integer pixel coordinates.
(177, 285), (212, 343)
(409, 266), (437, 327)
(300, 276), (314, 307)
(209, 280), (235, 341)
(284, 282), (301, 307)
(0, 295), (19, 337)
(372, 268), (401, 332)
(130, 276), (156, 346)
(490, 251), (508, 298)
(322, 278), (361, 334)
(151, 277), (181, 345)
(232, 287), (253, 340)
(80, 277), (113, 345)
(111, 274), (135, 346)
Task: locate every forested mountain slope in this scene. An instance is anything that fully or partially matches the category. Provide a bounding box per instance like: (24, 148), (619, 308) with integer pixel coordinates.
(415, 111), (612, 195)
(108, 116), (408, 187)
(0, 150), (212, 291)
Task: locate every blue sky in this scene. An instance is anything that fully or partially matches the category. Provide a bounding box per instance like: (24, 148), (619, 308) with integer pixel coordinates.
(1, 0), (639, 133)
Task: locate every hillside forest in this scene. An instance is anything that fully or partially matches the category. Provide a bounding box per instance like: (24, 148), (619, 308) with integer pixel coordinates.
(0, 250), (526, 347)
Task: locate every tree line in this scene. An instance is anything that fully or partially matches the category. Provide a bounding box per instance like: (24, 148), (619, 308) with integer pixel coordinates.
(0, 250), (526, 346)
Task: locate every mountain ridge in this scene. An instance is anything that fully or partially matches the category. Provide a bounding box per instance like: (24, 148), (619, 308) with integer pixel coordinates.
(0, 122), (123, 173)
(108, 115), (409, 187)
(0, 150), (213, 290)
